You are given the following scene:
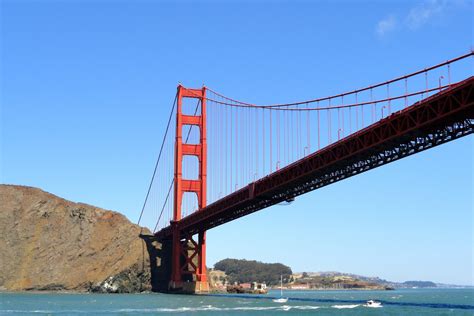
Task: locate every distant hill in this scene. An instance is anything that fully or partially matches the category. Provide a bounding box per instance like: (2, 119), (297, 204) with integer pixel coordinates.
(403, 281), (437, 288)
(211, 258), (453, 290)
(298, 271), (444, 289)
(305, 271), (390, 284)
(214, 259), (292, 286)
(293, 271), (390, 290)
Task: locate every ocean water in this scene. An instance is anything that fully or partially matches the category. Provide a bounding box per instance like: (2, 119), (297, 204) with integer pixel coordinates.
(1, 289), (473, 315)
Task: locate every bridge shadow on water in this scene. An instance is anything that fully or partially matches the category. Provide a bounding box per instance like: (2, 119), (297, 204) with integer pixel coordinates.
(205, 294), (474, 311)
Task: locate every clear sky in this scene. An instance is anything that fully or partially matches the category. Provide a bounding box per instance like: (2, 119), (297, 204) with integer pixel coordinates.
(1, 0), (473, 285)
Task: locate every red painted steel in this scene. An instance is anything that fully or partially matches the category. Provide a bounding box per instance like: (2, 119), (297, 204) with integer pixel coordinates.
(144, 53), (472, 294)
(170, 85), (207, 288)
(157, 77), (473, 240)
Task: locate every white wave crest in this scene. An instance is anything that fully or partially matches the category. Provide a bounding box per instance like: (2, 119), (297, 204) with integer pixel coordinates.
(332, 304), (360, 309)
(2, 304), (322, 314)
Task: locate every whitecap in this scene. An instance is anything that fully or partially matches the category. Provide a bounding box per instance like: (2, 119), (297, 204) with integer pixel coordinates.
(281, 305), (291, 311)
(365, 304), (383, 308)
(226, 306), (280, 311)
(291, 305), (320, 310)
(332, 304), (360, 309)
(3, 305), (318, 314)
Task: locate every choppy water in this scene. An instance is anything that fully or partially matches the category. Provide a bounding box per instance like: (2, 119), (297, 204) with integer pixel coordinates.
(1, 289), (473, 315)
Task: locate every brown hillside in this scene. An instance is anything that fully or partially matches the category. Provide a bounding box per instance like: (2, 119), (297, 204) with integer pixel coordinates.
(0, 185), (150, 292)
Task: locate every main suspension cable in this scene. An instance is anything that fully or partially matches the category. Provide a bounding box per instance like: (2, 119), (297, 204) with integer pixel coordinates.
(152, 98), (202, 232)
(205, 51), (473, 109)
(137, 94), (177, 226)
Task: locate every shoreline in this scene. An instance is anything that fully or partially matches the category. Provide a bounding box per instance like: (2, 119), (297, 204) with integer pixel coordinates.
(2, 287), (472, 295)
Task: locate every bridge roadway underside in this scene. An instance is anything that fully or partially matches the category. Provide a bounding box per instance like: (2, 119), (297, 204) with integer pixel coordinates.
(155, 77), (474, 240)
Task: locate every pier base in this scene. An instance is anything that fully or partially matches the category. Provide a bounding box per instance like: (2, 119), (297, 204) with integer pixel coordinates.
(168, 280), (210, 294)
(140, 234), (209, 294)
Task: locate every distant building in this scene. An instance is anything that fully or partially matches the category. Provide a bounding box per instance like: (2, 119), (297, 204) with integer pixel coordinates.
(290, 284), (310, 290)
(291, 273), (303, 280)
(240, 283), (251, 289)
(251, 282), (267, 291)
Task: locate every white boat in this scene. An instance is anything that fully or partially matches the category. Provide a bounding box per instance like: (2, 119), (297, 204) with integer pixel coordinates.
(273, 298), (288, 303)
(365, 300), (382, 308)
(273, 275), (288, 303)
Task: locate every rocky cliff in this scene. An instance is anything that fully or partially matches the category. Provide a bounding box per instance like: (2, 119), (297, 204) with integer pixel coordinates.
(0, 185), (151, 292)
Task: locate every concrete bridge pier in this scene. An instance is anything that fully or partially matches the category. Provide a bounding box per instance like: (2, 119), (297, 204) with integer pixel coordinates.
(140, 234), (209, 294)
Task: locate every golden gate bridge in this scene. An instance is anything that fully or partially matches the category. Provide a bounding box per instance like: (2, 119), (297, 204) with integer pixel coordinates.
(137, 52), (473, 293)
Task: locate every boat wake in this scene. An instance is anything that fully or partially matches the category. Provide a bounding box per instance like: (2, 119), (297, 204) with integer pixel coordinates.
(2, 305), (322, 313)
(331, 304), (360, 309)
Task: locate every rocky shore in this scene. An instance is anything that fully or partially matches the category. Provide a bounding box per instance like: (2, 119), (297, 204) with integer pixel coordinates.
(0, 185), (151, 293)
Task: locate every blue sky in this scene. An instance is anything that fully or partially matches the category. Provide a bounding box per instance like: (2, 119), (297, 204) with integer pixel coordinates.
(1, 0), (472, 285)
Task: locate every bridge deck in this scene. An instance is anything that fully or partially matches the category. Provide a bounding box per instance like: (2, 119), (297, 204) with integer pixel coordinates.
(155, 77), (473, 239)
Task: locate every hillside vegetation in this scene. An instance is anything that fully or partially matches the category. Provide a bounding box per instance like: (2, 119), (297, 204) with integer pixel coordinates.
(214, 258), (292, 286)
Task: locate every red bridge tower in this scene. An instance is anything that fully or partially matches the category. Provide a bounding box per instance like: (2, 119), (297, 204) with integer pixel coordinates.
(169, 85), (209, 293)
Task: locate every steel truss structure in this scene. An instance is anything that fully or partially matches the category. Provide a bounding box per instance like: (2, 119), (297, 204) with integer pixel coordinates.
(156, 77), (473, 240)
